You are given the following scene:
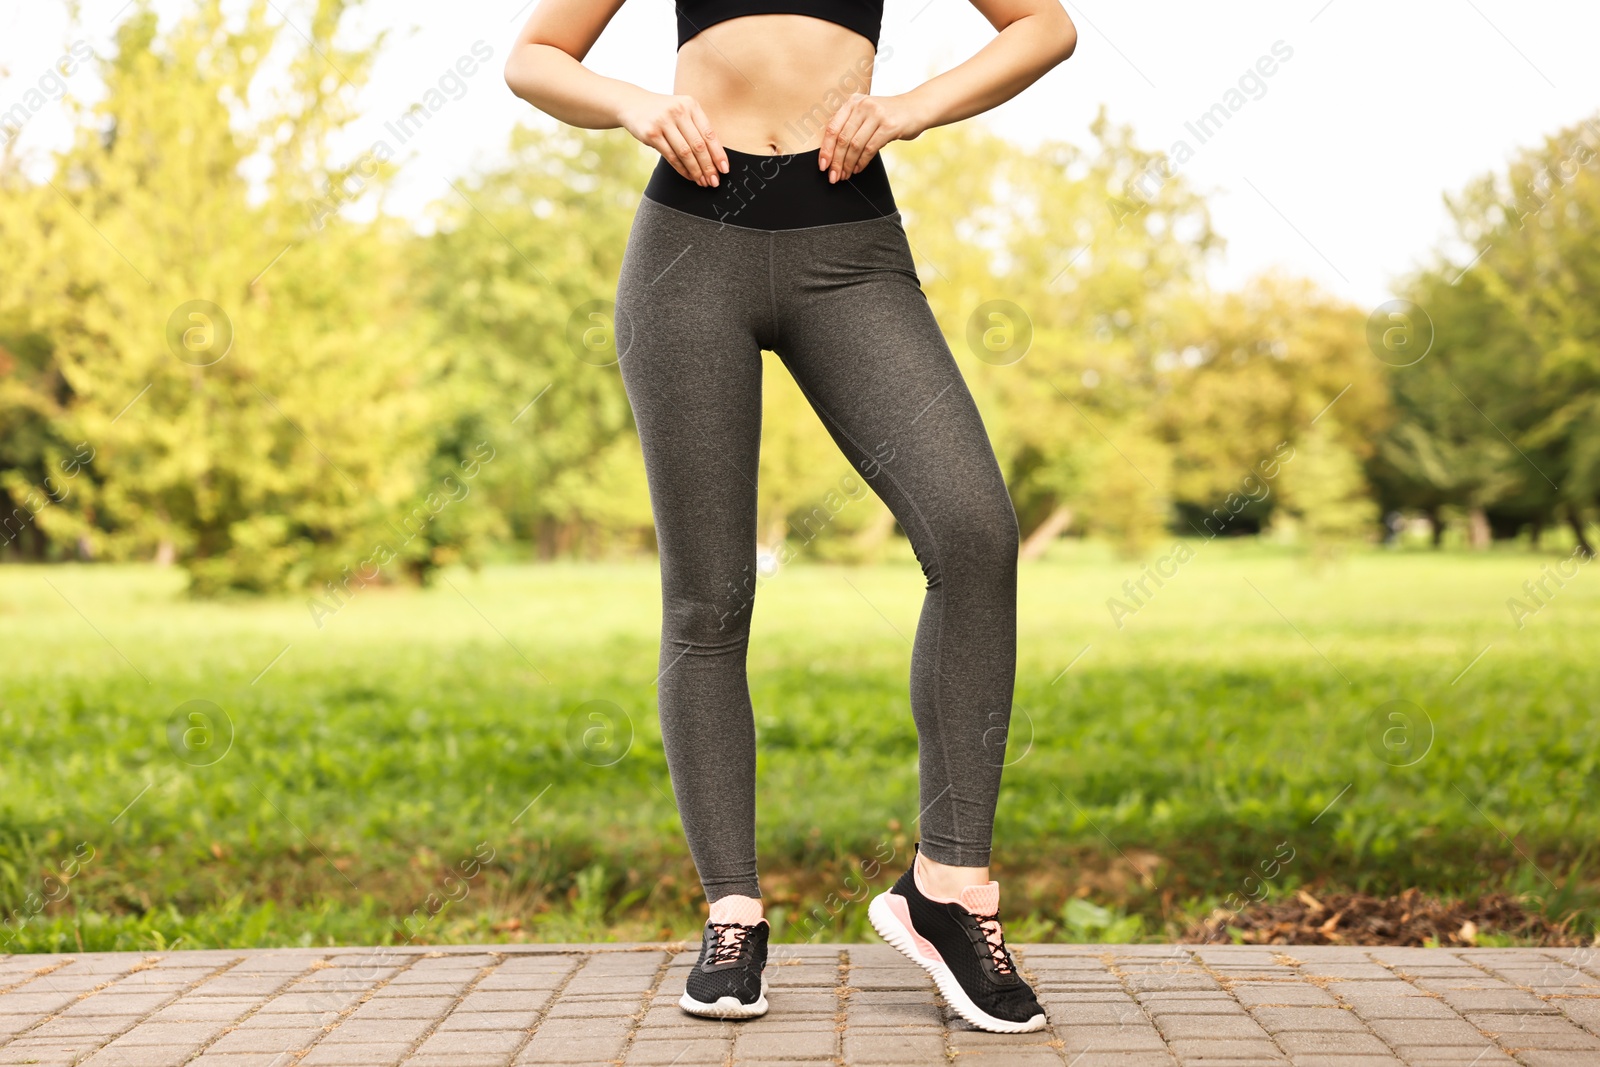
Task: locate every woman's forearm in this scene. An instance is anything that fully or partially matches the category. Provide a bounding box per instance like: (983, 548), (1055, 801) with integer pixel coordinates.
(902, 11), (1077, 135)
(504, 42), (651, 130)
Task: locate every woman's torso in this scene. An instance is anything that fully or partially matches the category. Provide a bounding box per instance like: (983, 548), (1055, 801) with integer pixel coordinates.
(674, 14), (877, 156)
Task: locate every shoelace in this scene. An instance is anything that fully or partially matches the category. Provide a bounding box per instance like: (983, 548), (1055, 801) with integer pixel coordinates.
(972, 912), (1014, 975)
(707, 921), (754, 965)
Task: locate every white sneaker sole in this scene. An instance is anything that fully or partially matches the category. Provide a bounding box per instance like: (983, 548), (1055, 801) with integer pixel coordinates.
(868, 891), (1047, 1034)
(679, 973), (769, 1019)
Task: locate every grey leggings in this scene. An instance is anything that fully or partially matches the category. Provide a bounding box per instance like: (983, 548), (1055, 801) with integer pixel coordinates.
(614, 156), (1019, 902)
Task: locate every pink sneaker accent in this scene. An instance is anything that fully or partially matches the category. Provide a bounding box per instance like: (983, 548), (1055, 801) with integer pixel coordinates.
(886, 893), (944, 965)
(958, 882), (1000, 915)
(708, 894), (764, 926)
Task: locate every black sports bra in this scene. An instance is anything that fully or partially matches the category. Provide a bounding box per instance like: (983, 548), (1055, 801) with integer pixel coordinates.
(676, 1), (883, 50)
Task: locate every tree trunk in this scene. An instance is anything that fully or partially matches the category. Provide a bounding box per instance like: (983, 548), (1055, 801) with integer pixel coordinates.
(1019, 504), (1074, 562)
(1426, 506), (1444, 549)
(1569, 503), (1595, 559)
(1468, 507), (1490, 550)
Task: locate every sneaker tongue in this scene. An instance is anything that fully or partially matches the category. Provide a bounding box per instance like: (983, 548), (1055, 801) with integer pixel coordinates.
(958, 880), (1000, 914)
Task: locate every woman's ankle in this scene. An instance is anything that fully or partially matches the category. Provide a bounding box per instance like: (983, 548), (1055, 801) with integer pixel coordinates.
(914, 849), (992, 902)
(708, 893), (764, 925)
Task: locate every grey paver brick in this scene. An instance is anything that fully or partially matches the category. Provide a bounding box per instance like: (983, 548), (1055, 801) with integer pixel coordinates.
(1249, 1006), (1370, 1033)
(1392, 1051), (1516, 1066)
(187, 1052), (324, 1066)
(527, 1016), (633, 1040)
(1275, 1030), (1394, 1056)
(143, 997), (258, 1023)
(1338, 995), (1461, 1020)
(255, 991), (365, 1013)
(453, 989), (554, 1012)
(298, 1040), (412, 1065)
(734, 1027), (840, 1058)
(1299, 964), (1400, 980)
(1163, 1036), (1287, 1059)
(1364, 1017), (1492, 1046)
(79, 1045), (208, 1066)
(110, 968), (218, 987)
(1157, 1011), (1274, 1039)
(14, 975), (112, 993)
(842, 1031), (947, 1062)
(410, 1028), (526, 1056)
(0, 1040), (105, 1066)
(1325, 981), (1431, 998)
(349, 995), (457, 1020)
(1233, 982), (1340, 1007)
(188, 977), (293, 997)
(573, 952), (667, 975)
(369, 982), (473, 997)
(1515, 1052), (1600, 1067)
(1555, 998), (1600, 1033)
(561, 973), (656, 996)
(1138, 990), (1238, 1001)
(202, 1025), (325, 1054)
(320, 1016), (435, 1043)
(1058, 1023), (1170, 1051)
(432, 1008), (541, 1030)
(516, 1032), (630, 1063)
(1473, 1012), (1600, 1037)
(940, 1054), (1066, 1066)
(2, 992), (86, 1013)
(1040, 999), (1146, 1026)
(542, 996), (646, 1018)
(841, 971), (927, 993)
(60, 992), (175, 1016)
(233, 1010), (342, 1028)
(1431, 986), (1553, 1013)
(106, 1020), (230, 1045)
(1127, 974), (1223, 992)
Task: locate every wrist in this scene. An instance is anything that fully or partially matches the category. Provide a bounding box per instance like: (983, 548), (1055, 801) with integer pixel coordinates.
(896, 88), (939, 139)
(610, 82), (659, 132)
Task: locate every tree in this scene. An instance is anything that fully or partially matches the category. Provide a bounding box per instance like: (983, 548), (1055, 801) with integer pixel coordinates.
(2, 2), (440, 593)
(1392, 110), (1600, 555)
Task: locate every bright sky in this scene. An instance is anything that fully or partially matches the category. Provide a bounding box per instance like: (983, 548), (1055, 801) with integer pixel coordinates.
(4, 1), (1598, 311)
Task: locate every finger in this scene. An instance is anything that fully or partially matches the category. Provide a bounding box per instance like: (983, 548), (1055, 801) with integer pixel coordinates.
(831, 109), (873, 183)
(842, 116), (884, 179)
(819, 97), (857, 172)
(650, 133), (693, 183)
(662, 123), (709, 185)
(849, 130), (888, 178)
(689, 100), (729, 174)
(676, 113), (720, 187)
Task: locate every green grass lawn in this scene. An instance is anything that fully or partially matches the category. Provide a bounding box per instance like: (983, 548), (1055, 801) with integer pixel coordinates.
(1, 539), (1597, 952)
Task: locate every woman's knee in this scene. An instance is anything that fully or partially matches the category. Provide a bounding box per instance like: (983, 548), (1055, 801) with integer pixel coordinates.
(661, 587), (756, 654)
(936, 488), (1020, 569)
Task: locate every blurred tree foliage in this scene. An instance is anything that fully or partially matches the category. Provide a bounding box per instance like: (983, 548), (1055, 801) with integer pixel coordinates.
(2, 3), (1597, 593)
(1375, 113), (1600, 555)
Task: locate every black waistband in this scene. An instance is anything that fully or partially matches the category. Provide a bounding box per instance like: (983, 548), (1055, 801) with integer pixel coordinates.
(642, 146), (897, 230)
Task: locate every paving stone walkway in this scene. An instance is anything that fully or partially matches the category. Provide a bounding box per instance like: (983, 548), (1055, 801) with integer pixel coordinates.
(2, 943), (1598, 1066)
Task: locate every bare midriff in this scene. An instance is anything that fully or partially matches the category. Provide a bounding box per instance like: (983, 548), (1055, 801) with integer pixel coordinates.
(674, 14), (877, 156)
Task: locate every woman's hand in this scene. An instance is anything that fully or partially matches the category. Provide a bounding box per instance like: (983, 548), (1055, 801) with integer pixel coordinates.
(619, 91), (729, 187)
(818, 93), (928, 184)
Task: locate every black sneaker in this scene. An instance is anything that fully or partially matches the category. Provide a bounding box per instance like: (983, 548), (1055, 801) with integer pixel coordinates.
(679, 918), (769, 1018)
(868, 844), (1046, 1032)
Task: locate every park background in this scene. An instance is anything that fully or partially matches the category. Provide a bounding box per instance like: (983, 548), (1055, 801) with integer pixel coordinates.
(1, 0), (1597, 952)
